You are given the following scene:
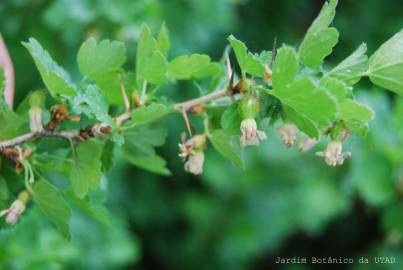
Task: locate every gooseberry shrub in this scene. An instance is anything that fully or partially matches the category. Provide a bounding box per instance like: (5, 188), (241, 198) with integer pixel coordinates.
(0, 0), (403, 238)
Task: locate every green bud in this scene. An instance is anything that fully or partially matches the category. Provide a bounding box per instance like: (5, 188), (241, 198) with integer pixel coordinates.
(238, 95), (260, 120)
(29, 90), (46, 108)
(330, 121), (348, 142)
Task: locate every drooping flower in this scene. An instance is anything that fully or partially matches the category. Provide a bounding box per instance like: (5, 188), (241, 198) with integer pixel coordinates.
(298, 137), (318, 152)
(0, 191), (29, 225)
(277, 123), (298, 147)
(240, 118), (267, 147)
(179, 134), (206, 175)
(5, 200), (25, 225)
(315, 141), (351, 166)
(184, 151), (205, 175)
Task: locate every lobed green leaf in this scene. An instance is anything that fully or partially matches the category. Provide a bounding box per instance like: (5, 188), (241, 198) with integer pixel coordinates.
(32, 180), (72, 239)
(299, 0), (339, 68)
(326, 43), (368, 85)
(23, 38), (76, 99)
(368, 29), (403, 96)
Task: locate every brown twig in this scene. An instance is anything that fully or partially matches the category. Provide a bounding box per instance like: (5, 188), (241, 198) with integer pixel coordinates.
(0, 88), (232, 150)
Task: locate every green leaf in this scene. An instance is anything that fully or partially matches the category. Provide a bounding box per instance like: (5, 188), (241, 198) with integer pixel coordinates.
(167, 54), (220, 80)
(123, 123), (167, 156)
(209, 129), (244, 168)
(157, 23), (170, 56)
(90, 72), (122, 105)
(299, 0), (339, 68)
(0, 176), (9, 201)
(221, 103), (241, 135)
(69, 139), (103, 198)
(319, 76), (349, 102)
(326, 43), (368, 85)
(283, 106), (319, 138)
(66, 191), (110, 225)
(70, 84), (114, 126)
(122, 123), (170, 175)
(136, 24), (168, 85)
(140, 51), (167, 84)
(123, 153), (171, 176)
(273, 77), (337, 126)
(0, 110), (25, 139)
(22, 38), (76, 99)
(368, 29), (403, 96)
(228, 35), (265, 77)
(272, 46), (298, 90)
(77, 38), (126, 78)
(101, 140), (115, 172)
(339, 99), (375, 122)
(131, 103), (173, 126)
(32, 180), (72, 239)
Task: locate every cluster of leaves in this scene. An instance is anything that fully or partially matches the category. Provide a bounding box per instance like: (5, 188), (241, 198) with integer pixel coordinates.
(1, 0), (403, 239)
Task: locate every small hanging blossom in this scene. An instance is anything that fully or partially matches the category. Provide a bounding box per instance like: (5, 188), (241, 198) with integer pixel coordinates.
(179, 134), (206, 175)
(0, 191), (30, 225)
(298, 137), (318, 152)
(315, 141), (351, 166)
(277, 123), (298, 147)
(238, 95), (266, 147)
(184, 151), (204, 175)
(240, 118), (267, 147)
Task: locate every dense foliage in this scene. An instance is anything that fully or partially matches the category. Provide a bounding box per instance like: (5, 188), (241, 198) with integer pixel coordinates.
(0, 0), (403, 269)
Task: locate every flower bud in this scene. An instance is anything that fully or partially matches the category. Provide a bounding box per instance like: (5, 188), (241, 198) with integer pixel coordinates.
(5, 200), (25, 225)
(184, 151), (204, 175)
(178, 134), (206, 160)
(315, 141), (351, 166)
(240, 118), (267, 147)
(29, 107), (43, 133)
(238, 96), (260, 120)
(298, 137), (318, 152)
(3, 192), (29, 225)
(277, 123), (298, 147)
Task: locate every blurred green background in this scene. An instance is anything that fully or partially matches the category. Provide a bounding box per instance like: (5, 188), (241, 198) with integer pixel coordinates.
(1, 0), (403, 269)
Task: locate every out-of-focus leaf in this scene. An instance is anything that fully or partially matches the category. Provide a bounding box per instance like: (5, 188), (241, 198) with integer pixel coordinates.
(131, 103), (173, 126)
(283, 105), (319, 138)
(209, 129), (244, 168)
(123, 153), (171, 176)
(228, 35), (265, 77)
(157, 23), (170, 57)
(326, 43), (368, 85)
(299, 0), (339, 68)
(221, 103), (241, 135)
(0, 110), (25, 139)
(339, 99), (374, 122)
(122, 123), (170, 175)
(368, 29), (403, 96)
(22, 38), (76, 99)
(69, 139), (103, 198)
(101, 140), (115, 172)
(0, 176), (9, 200)
(32, 179), (72, 239)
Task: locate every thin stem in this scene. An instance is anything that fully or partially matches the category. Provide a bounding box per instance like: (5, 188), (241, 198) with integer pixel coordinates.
(174, 89), (229, 112)
(0, 88), (232, 149)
